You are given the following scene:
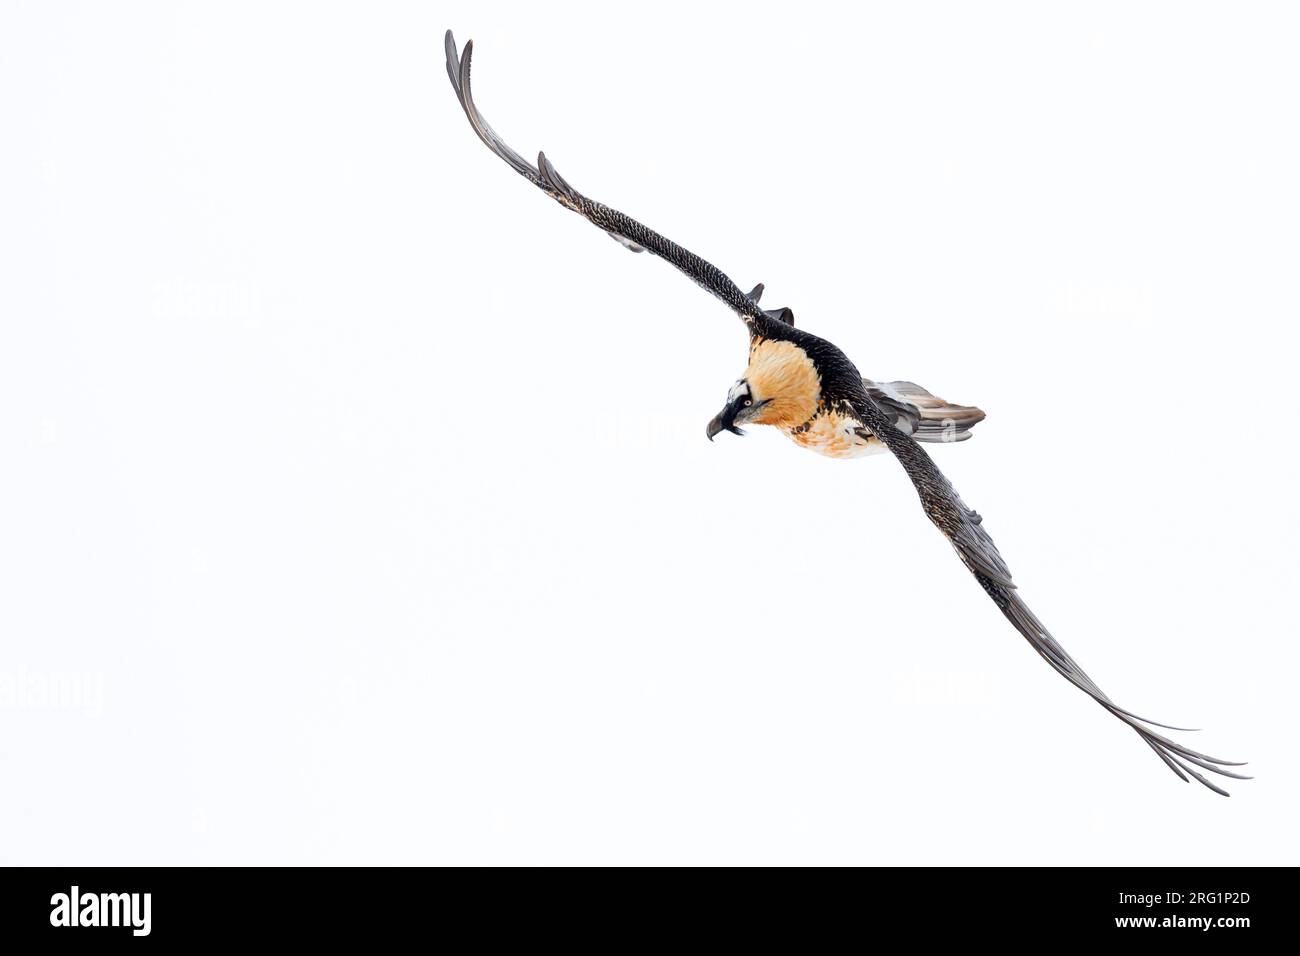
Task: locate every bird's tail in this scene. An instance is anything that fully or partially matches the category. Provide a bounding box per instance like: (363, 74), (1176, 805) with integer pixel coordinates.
(867, 380), (986, 443)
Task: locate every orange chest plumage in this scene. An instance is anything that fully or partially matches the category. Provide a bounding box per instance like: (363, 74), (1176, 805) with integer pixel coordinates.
(744, 338), (884, 459)
(785, 409), (886, 459)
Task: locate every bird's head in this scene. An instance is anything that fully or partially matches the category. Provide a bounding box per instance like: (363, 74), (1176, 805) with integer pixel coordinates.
(706, 340), (823, 442)
(706, 379), (768, 441)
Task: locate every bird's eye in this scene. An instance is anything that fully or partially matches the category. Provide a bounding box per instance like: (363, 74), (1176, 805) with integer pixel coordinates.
(743, 399), (752, 407)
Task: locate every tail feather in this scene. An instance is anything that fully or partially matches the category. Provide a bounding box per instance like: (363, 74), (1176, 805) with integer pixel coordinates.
(864, 379), (986, 443)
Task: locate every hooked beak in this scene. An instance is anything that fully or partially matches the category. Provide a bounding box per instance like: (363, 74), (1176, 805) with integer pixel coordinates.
(706, 400), (747, 442)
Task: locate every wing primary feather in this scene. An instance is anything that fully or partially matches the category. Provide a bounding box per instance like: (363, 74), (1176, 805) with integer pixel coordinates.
(1173, 751), (1253, 780)
(1177, 760), (1231, 797)
(446, 34), (542, 186)
(1144, 737), (1191, 784)
(537, 151), (578, 202)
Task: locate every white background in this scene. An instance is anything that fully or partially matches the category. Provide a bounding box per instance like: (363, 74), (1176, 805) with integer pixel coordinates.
(2, 1), (1298, 865)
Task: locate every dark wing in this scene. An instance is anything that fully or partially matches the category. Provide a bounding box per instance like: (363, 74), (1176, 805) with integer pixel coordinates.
(851, 393), (1248, 795)
(445, 30), (788, 328)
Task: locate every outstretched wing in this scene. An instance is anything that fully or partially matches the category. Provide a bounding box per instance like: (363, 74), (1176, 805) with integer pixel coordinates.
(445, 30), (786, 328)
(851, 393), (1248, 795)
